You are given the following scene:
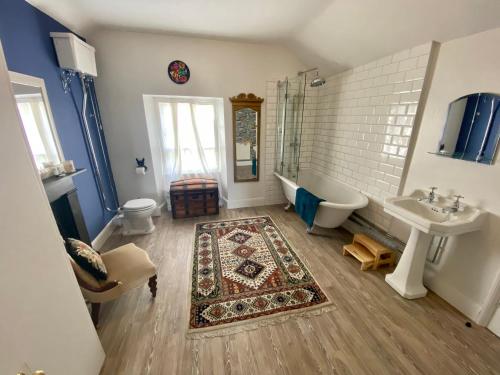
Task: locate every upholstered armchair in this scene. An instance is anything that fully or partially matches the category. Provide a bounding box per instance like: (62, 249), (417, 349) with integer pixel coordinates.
(68, 243), (157, 326)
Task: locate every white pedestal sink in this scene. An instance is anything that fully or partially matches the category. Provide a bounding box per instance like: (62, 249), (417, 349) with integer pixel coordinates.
(384, 190), (486, 299)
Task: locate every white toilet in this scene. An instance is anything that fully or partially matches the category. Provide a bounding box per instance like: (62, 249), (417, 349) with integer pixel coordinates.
(121, 198), (157, 235)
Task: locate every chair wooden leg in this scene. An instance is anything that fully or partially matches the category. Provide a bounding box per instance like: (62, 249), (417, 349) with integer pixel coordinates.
(148, 275), (157, 298)
(91, 303), (100, 327)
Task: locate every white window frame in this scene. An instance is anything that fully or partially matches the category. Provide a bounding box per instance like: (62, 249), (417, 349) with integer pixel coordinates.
(9, 71), (65, 165)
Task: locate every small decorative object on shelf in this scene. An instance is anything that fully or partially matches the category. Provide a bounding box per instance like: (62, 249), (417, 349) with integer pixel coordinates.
(63, 159), (76, 173)
(168, 60), (190, 84)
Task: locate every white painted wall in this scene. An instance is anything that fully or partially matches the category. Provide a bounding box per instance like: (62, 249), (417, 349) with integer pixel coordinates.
(403, 28), (500, 323)
(88, 29), (305, 208)
(0, 41), (104, 375)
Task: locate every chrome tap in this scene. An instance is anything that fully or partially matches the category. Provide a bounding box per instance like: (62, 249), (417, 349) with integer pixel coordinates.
(453, 195), (464, 209)
(428, 187), (438, 203)
(443, 195), (464, 213)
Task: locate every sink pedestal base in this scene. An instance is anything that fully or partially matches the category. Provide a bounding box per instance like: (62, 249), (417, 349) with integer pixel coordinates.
(385, 227), (432, 299)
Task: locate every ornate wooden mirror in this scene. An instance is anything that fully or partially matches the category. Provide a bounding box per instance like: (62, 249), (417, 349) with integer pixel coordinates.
(230, 93), (264, 182)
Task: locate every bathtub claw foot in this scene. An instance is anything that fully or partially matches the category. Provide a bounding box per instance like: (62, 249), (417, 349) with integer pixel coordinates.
(284, 202), (292, 211)
(306, 225), (314, 234)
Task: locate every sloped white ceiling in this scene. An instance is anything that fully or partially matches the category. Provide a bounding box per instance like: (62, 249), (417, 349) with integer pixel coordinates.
(28, 0), (500, 74)
(291, 0), (500, 74)
(27, 0), (332, 40)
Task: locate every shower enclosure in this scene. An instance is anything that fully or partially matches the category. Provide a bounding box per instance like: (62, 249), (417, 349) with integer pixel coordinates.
(274, 74), (306, 181)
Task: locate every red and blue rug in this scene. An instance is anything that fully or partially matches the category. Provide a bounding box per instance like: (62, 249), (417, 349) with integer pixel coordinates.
(188, 216), (332, 336)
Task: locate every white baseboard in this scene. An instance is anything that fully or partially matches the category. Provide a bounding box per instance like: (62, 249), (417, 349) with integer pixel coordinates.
(92, 216), (118, 250)
(226, 197), (267, 209)
(224, 196), (287, 209)
(424, 269), (482, 323)
(476, 269), (500, 326)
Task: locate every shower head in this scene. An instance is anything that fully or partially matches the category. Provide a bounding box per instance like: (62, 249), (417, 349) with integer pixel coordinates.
(297, 68), (326, 87)
(310, 76), (326, 87)
(309, 70), (326, 87)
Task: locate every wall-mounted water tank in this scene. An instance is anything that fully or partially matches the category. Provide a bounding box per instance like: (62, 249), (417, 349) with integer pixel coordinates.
(50, 32), (97, 77)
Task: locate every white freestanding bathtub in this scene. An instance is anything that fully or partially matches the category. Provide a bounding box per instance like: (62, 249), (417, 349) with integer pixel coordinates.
(274, 170), (368, 231)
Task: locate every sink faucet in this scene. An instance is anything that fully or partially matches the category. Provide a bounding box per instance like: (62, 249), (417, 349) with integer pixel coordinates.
(443, 195), (464, 213)
(428, 187), (438, 203)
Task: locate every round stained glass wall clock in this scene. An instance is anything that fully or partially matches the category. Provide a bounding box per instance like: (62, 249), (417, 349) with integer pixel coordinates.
(168, 60), (190, 84)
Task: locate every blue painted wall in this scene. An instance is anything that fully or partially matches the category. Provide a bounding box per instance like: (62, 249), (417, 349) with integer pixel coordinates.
(0, 0), (118, 239)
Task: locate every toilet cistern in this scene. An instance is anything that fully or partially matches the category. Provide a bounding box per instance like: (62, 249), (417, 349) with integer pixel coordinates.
(383, 189), (486, 299)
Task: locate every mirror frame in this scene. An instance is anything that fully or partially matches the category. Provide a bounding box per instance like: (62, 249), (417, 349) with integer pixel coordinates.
(230, 93), (264, 183)
(9, 71), (65, 164)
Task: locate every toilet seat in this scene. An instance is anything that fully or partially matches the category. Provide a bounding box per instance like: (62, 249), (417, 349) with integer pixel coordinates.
(121, 199), (157, 236)
(123, 198), (156, 212)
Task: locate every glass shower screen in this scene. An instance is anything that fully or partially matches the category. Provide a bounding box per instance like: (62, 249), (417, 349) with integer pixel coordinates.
(274, 74), (306, 181)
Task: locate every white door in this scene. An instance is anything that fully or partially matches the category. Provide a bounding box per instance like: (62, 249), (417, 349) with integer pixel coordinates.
(0, 41), (105, 374)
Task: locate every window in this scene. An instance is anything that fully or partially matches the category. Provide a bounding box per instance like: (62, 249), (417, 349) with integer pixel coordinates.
(15, 94), (61, 169)
(10, 73), (63, 172)
(155, 97), (223, 181)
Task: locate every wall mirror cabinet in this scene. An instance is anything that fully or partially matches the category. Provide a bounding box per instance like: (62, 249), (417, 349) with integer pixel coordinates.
(434, 93), (500, 165)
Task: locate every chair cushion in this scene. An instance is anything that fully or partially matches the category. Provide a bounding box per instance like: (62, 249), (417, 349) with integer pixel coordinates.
(101, 243), (156, 284)
(65, 238), (108, 280)
(81, 243), (157, 303)
(67, 255), (103, 290)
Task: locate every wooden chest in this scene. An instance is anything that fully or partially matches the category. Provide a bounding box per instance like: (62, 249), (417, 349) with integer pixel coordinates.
(170, 177), (219, 219)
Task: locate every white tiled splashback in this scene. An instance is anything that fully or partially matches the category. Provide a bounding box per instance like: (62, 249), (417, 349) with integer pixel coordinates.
(264, 43), (433, 230)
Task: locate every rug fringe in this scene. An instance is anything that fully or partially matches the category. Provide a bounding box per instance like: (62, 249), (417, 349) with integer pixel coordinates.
(186, 304), (335, 339)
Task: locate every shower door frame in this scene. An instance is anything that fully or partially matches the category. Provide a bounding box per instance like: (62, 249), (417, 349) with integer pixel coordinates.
(277, 79), (288, 175)
(275, 75), (307, 181)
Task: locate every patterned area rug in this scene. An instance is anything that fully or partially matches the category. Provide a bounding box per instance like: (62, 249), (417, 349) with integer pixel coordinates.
(188, 216), (332, 336)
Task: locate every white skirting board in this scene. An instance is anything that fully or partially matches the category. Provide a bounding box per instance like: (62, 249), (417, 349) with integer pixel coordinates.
(91, 216), (118, 250)
(423, 268), (482, 322)
(224, 196), (287, 209)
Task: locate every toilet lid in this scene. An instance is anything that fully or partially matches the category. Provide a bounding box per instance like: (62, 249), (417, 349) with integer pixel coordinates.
(123, 198), (156, 211)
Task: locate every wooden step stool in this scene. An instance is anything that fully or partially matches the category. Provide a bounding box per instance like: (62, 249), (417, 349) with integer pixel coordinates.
(343, 233), (396, 271)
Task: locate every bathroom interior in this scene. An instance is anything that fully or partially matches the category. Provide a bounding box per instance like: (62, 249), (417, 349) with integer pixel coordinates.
(1, 0), (500, 374)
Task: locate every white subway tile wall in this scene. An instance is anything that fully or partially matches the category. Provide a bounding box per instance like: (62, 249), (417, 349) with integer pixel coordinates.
(309, 43), (432, 229)
(300, 83), (319, 170)
(263, 43), (431, 229)
(263, 43), (432, 229)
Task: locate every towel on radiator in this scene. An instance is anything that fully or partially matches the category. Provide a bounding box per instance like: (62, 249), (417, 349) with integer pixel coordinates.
(294, 187), (324, 228)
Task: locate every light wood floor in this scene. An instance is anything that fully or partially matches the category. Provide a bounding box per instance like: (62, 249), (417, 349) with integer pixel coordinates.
(98, 205), (500, 375)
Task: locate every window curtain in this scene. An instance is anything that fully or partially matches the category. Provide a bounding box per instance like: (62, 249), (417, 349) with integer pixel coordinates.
(156, 99), (223, 208)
